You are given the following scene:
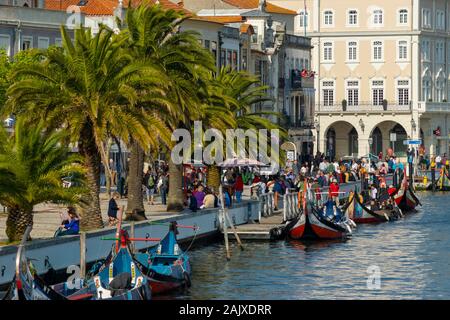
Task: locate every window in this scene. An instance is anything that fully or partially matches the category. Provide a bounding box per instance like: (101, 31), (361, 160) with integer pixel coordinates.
(398, 41), (407, 60)
(251, 26), (258, 43)
(242, 50), (247, 70)
(373, 41), (383, 61)
(372, 80), (384, 106)
(421, 40), (430, 61)
(399, 9), (408, 24)
(397, 80), (409, 106)
(436, 41), (445, 63)
(204, 40), (210, 50)
(422, 9), (431, 28)
(305, 58), (309, 69)
(436, 79), (445, 102)
(348, 41), (357, 61)
(347, 81), (359, 106)
(38, 37), (49, 49)
(373, 9), (383, 25)
(226, 50), (232, 67)
(54, 38), (62, 47)
(348, 10), (358, 25)
(422, 79), (431, 101)
(299, 11), (308, 28)
(436, 10), (445, 30)
(22, 36), (33, 51)
(0, 34), (10, 56)
(232, 51), (238, 70)
(322, 81), (334, 107)
(324, 10), (333, 26)
(323, 42), (333, 61)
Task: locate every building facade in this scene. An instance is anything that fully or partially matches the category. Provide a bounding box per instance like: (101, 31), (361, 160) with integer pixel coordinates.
(271, 0), (450, 159)
(191, 0), (316, 159)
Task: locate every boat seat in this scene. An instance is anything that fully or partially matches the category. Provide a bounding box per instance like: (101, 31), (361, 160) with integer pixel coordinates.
(109, 272), (132, 297)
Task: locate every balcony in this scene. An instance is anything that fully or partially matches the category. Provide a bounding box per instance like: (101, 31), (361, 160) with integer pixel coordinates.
(417, 101), (450, 114)
(316, 101), (412, 114)
(285, 34), (312, 48)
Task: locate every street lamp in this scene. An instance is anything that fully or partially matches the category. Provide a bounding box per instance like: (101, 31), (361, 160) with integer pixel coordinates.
(314, 119), (320, 153)
(368, 137), (373, 172)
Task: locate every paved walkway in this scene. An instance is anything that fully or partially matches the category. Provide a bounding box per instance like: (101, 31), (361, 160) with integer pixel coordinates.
(0, 187), (254, 242)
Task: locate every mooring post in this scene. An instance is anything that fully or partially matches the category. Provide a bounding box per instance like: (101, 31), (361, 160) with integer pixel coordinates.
(219, 185), (231, 261)
(431, 166), (436, 192)
(80, 232), (86, 279)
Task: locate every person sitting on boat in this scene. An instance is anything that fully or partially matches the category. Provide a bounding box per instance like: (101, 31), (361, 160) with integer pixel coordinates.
(193, 185), (206, 209)
(55, 208), (79, 237)
(370, 185), (378, 200)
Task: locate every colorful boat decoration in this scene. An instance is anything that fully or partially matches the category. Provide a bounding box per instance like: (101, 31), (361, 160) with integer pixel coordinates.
(435, 167), (450, 191)
(398, 185), (422, 212)
(134, 221), (193, 295)
(353, 192), (403, 222)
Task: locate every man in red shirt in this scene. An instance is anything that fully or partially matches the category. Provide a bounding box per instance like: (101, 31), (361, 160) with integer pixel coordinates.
(234, 174), (244, 203)
(329, 178), (340, 207)
(388, 185), (397, 196)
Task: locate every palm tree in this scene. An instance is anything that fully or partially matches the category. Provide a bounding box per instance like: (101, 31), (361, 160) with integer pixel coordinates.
(122, 1), (216, 212)
(0, 118), (85, 242)
(5, 26), (161, 230)
(202, 67), (285, 190)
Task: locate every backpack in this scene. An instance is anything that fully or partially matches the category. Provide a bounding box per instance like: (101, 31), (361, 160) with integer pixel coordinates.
(148, 175), (155, 188)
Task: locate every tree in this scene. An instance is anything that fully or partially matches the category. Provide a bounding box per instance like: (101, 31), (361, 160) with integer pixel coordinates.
(0, 118), (85, 242)
(122, 1), (215, 212)
(4, 26), (160, 230)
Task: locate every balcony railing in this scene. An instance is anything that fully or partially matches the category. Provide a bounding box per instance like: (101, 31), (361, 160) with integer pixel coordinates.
(316, 101), (412, 113)
(417, 101), (450, 113)
(285, 34), (312, 48)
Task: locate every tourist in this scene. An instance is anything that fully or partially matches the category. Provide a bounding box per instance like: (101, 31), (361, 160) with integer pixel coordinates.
(193, 184), (206, 209)
(202, 188), (216, 209)
(436, 154), (442, 169)
(234, 173), (244, 203)
(107, 192), (120, 226)
(370, 185), (378, 200)
(329, 178), (340, 207)
(157, 173), (169, 205)
(55, 207), (80, 237)
(144, 170), (156, 205)
(187, 189), (198, 212)
(317, 171), (327, 188)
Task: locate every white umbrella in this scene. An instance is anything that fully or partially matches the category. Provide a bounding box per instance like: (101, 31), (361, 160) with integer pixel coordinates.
(218, 157), (267, 168)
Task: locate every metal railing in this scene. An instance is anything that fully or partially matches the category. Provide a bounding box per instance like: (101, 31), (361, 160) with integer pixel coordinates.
(316, 101), (412, 113)
(285, 34), (312, 48)
(257, 192), (274, 221)
(283, 190), (302, 222)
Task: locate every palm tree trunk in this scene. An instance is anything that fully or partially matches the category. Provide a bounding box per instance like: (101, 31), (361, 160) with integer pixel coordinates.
(206, 165), (221, 191)
(78, 121), (104, 230)
(126, 138), (145, 214)
(5, 206), (33, 242)
(167, 157), (184, 212)
(105, 138), (112, 197)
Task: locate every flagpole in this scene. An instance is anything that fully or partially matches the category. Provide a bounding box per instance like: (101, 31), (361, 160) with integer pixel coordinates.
(304, 0), (307, 37)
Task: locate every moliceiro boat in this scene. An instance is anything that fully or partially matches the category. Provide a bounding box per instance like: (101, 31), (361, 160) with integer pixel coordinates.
(285, 191), (354, 240)
(134, 221), (193, 295)
(351, 192), (403, 223)
(435, 167), (450, 191)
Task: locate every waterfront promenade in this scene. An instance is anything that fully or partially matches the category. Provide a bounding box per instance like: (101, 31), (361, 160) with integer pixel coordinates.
(0, 187), (253, 242)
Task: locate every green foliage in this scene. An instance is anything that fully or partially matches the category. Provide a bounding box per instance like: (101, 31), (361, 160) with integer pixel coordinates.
(0, 117), (86, 211)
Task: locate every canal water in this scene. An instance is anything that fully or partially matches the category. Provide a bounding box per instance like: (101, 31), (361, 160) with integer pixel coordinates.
(175, 192), (450, 300)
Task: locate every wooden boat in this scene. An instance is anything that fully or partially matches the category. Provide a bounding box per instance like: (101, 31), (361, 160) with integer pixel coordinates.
(74, 228), (153, 300)
(398, 185), (421, 212)
(5, 226), (88, 300)
(436, 167), (450, 191)
(345, 192), (388, 224)
(133, 221), (192, 295)
(286, 198), (353, 240)
(352, 192), (402, 223)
